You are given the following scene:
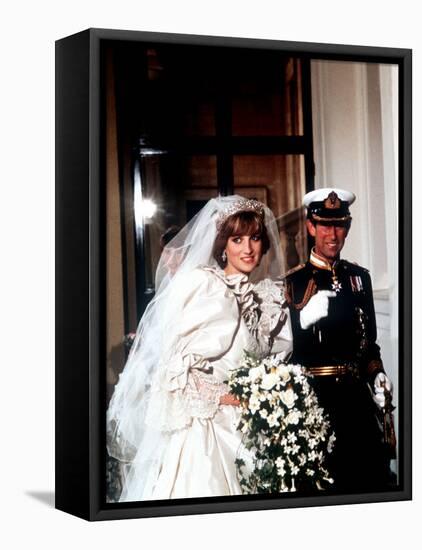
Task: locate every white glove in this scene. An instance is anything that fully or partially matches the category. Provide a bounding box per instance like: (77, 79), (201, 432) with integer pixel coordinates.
(300, 290), (337, 330)
(372, 372), (393, 409)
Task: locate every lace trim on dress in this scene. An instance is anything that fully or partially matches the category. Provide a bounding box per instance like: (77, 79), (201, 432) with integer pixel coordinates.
(184, 369), (229, 419)
(148, 370), (229, 433)
(147, 350), (229, 432)
(253, 278), (288, 354)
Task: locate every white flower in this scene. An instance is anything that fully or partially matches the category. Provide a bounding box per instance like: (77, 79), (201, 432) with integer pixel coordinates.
(267, 413), (279, 428)
(259, 409), (268, 419)
(280, 388), (298, 409)
(275, 457), (285, 468)
(291, 444), (300, 455)
(315, 409), (324, 422)
(291, 365), (303, 377)
(249, 395), (261, 414)
(276, 457), (286, 476)
(278, 367), (291, 384)
(274, 406), (285, 419)
(302, 380), (311, 392)
(287, 432), (297, 444)
(327, 433), (336, 453)
(249, 366), (264, 382)
(306, 468), (315, 477)
(285, 410), (301, 425)
(269, 395), (279, 407)
(261, 372), (279, 390)
(294, 374), (305, 385)
(291, 465), (299, 476)
(304, 395), (314, 407)
(284, 445), (294, 455)
(305, 412), (315, 425)
(308, 438), (317, 450)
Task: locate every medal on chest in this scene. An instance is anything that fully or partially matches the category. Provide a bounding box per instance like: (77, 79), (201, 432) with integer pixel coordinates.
(331, 268), (342, 293)
(350, 274), (363, 293)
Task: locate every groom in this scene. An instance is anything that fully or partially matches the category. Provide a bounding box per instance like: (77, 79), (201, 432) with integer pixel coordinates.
(284, 188), (395, 493)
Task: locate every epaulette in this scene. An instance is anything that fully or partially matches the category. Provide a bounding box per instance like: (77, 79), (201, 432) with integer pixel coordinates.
(281, 262), (306, 279)
(342, 259), (369, 273)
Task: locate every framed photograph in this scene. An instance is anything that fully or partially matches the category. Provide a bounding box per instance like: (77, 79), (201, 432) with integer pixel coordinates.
(56, 28), (412, 521)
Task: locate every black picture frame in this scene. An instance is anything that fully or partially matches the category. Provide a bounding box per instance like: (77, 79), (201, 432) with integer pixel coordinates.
(55, 28), (412, 521)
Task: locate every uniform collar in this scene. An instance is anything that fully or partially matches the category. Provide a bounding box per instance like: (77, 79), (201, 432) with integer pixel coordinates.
(309, 248), (340, 271)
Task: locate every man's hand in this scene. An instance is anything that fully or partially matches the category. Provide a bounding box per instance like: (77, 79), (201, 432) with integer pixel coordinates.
(300, 290), (337, 330)
(372, 372), (393, 409)
(219, 393), (240, 406)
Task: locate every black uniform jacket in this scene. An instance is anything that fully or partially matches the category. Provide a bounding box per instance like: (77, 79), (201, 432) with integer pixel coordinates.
(284, 252), (384, 382)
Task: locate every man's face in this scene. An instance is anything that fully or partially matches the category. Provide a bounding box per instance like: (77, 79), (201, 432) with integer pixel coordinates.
(306, 220), (349, 263)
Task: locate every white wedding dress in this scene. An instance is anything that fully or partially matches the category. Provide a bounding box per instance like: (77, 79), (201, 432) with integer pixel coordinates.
(120, 265), (292, 501)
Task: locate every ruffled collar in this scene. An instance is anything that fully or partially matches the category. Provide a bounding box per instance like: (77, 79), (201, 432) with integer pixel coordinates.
(201, 265), (259, 332)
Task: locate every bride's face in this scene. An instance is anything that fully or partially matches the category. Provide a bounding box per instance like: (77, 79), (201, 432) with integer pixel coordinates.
(224, 232), (263, 276)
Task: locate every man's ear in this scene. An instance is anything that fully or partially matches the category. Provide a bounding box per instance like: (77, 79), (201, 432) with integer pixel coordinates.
(306, 219), (316, 237)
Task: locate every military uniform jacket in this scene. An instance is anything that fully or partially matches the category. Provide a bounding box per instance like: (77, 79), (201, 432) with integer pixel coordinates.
(284, 249), (384, 382)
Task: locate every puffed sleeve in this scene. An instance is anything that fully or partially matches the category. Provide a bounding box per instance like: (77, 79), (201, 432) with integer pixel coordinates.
(147, 268), (240, 432)
(254, 278), (293, 360)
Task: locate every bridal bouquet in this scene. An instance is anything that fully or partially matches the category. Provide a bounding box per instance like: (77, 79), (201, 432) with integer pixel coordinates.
(228, 352), (335, 493)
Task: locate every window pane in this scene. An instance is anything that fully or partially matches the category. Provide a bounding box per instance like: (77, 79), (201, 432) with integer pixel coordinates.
(231, 58), (304, 137)
(182, 101), (216, 136)
(185, 155), (217, 187)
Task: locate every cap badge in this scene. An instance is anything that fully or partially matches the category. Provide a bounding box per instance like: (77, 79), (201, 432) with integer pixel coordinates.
(324, 191), (341, 210)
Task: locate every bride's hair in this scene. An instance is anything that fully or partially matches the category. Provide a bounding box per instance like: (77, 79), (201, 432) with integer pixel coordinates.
(212, 210), (271, 268)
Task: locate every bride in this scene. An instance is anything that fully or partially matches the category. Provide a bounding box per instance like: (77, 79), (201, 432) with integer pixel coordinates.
(107, 195), (292, 501)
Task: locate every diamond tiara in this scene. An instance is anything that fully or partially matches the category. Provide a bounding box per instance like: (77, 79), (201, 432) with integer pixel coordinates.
(216, 198), (265, 231)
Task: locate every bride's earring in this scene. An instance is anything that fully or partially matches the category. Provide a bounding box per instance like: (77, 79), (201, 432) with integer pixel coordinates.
(222, 250), (227, 262)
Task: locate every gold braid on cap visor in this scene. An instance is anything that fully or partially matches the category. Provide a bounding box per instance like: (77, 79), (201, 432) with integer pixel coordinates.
(311, 213), (352, 222)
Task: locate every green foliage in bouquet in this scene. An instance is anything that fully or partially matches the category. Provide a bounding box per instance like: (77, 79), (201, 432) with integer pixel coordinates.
(228, 351), (335, 494)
